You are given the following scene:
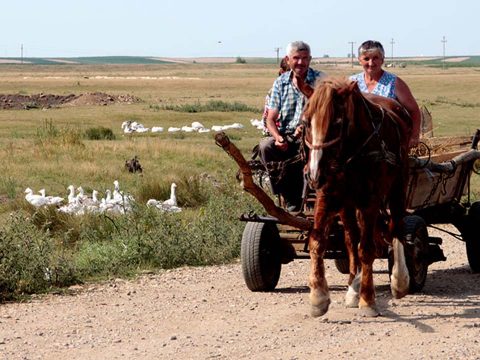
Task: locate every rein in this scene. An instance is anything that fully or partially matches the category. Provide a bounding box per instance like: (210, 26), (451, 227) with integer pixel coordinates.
(304, 90), (403, 175)
(303, 135), (340, 151)
(344, 96), (385, 166)
(303, 93), (384, 156)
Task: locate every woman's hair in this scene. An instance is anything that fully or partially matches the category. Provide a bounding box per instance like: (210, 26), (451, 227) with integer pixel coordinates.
(286, 41), (311, 56)
(358, 40), (385, 58)
(278, 57), (289, 75)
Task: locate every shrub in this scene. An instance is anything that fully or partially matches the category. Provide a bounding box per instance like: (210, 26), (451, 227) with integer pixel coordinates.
(84, 126), (116, 140)
(161, 100), (260, 113)
(0, 212), (76, 301)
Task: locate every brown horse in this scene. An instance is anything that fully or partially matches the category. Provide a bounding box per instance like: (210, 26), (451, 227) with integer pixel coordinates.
(302, 77), (412, 317)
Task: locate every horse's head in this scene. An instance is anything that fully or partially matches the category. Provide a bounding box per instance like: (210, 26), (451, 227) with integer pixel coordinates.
(303, 77), (359, 189)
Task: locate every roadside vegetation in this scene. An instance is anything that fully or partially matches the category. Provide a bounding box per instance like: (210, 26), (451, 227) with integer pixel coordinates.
(0, 62), (478, 301)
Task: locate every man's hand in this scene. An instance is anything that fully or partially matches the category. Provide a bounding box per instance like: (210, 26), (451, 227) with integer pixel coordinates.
(275, 136), (288, 151)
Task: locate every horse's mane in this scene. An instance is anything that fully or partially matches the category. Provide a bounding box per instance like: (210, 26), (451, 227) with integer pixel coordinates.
(303, 77), (354, 121)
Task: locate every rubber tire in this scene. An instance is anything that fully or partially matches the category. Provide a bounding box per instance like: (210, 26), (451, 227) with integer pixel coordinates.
(389, 215), (429, 293)
(464, 201), (480, 273)
(334, 258), (350, 274)
(241, 222), (281, 291)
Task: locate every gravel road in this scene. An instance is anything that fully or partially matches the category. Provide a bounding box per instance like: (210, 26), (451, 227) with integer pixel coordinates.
(1, 224), (480, 360)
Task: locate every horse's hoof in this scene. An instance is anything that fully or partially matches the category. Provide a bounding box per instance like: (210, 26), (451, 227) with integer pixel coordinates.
(309, 289), (330, 317)
(358, 306), (380, 318)
(391, 287), (409, 299)
(310, 303), (330, 317)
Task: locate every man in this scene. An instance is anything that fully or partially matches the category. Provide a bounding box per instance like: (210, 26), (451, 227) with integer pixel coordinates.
(259, 41), (325, 211)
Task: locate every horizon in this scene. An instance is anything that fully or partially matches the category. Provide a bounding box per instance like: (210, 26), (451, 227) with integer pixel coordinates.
(1, 54), (478, 60)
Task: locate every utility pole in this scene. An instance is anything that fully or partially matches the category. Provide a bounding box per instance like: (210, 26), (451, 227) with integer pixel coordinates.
(348, 41), (355, 68)
(274, 47), (281, 64)
(390, 38), (395, 65)
(441, 36), (447, 70)
(21, 44), (23, 64)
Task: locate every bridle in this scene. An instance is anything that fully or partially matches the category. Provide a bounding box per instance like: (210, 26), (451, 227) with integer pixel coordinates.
(303, 88), (398, 188)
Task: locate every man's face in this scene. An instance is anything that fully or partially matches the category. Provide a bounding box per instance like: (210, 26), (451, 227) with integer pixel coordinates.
(286, 50), (311, 78)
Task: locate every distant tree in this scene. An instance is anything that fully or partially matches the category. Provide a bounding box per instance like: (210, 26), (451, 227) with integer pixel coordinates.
(235, 56), (247, 64)
(323, 54), (330, 58)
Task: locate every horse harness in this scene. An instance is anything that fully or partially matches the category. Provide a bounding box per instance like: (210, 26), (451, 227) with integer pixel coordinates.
(302, 93), (404, 174)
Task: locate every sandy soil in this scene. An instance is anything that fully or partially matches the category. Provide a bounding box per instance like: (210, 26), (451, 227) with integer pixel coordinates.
(1, 224), (480, 360)
(445, 57), (470, 63)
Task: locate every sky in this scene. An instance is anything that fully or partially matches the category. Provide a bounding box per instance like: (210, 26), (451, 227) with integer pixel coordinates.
(0, 0), (478, 58)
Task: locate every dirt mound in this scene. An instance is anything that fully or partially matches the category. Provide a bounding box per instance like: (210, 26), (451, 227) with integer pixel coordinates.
(65, 92), (140, 107)
(0, 92), (141, 110)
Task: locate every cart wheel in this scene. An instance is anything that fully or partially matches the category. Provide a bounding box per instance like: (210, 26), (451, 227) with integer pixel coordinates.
(241, 222), (281, 291)
(464, 201), (480, 273)
(334, 258), (350, 274)
(389, 215), (429, 293)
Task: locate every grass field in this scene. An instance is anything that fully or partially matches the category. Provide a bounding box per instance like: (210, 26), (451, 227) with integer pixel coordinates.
(0, 62), (478, 299)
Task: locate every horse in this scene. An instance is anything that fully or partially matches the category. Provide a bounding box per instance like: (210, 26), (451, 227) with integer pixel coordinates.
(302, 77), (412, 317)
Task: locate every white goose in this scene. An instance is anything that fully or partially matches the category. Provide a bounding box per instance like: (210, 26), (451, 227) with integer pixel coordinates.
(163, 183), (177, 207)
(39, 189), (64, 206)
(67, 185), (76, 204)
(92, 190), (99, 204)
(112, 180), (134, 208)
(99, 189), (123, 214)
(146, 198), (182, 213)
(76, 186), (89, 203)
(113, 180), (122, 202)
(25, 188), (49, 207)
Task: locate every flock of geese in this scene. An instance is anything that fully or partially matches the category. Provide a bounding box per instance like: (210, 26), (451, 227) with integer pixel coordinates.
(121, 120), (244, 134)
(24, 180), (181, 215)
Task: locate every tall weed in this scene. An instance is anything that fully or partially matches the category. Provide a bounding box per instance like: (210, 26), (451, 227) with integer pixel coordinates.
(0, 212), (76, 301)
(35, 119), (84, 149)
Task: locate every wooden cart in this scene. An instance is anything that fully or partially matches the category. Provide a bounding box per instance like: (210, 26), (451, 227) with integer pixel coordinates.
(229, 130), (480, 292)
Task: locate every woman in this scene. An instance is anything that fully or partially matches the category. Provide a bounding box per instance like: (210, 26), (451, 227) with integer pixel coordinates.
(350, 40), (421, 148)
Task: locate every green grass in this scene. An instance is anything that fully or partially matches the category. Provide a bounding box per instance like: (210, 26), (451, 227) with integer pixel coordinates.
(159, 100), (261, 113)
(0, 62), (478, 300)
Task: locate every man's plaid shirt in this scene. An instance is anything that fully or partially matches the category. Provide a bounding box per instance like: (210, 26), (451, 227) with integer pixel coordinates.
(267, 68), (325, 134)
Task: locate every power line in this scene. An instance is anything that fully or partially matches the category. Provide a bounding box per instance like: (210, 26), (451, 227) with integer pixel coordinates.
(441, 36), (447, 70)
(348, 41), (355, 68)
(274, 47), (281, 64)
(390, 38), (395, 64)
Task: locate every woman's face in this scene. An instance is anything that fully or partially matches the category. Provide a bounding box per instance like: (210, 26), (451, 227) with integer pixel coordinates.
(358, 50), (384, 75)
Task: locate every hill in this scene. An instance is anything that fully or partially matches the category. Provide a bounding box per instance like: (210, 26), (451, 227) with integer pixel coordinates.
(0, 55), (479, 67)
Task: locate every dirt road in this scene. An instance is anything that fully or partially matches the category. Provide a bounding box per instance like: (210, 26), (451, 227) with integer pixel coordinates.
(1, 224), (480, 359)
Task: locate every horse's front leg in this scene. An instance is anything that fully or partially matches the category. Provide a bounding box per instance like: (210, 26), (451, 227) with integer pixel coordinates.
(389, 165), (410, 299)
(308, 194), (332, 317)
(357, 209), (380, 317)
(390, 237), (410, 298)
(339, 207), (361, 308)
